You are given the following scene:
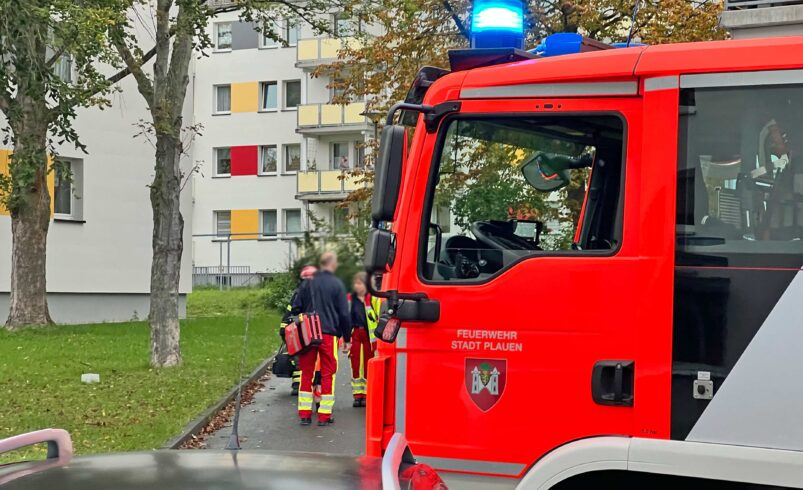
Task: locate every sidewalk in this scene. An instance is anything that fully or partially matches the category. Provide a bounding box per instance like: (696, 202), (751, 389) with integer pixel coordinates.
(204, 351), (365, 455)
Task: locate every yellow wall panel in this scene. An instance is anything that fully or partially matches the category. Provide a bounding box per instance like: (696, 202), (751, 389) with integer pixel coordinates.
(297, 39), (319, 61)
(297, 171), (319, 193)
(298, 104), (320, 126)
(0, 149), (10, 216)
(343, 173), (359, 191)
(320, 170), (342, 192)
(0, 151), (56, 217)
(321, 104), (342, 125)
(344, 102), (366, 124)
(231, 209), (259, 240)
(231, 82), (259, 113)
(320, 38), (340, 59)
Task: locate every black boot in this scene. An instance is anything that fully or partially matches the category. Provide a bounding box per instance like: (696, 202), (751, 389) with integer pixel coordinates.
(317, 417), (334, 426)
(353, 398), (361, 407)
(300, 417), (312, 426)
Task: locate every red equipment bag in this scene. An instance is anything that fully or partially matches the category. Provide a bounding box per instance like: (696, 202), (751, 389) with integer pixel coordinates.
(285, 314), (323, 356)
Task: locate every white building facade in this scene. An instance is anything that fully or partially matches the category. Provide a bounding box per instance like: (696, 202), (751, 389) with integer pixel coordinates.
(0, 59), (195, 324)
(191, 10), (374, 280)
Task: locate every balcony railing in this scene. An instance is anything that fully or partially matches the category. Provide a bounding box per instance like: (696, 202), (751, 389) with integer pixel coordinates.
(296, 170), (361, 198)
(725, 0), (803, 9)
(296, 37), (362, 66)
(297, 102), (367, 130)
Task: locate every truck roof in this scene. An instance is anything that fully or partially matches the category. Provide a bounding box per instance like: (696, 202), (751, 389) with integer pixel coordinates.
(452, 35), (803, 97)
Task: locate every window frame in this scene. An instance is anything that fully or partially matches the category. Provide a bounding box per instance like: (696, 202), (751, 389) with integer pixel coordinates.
(53, 158), (84, 222)
(283, 80), (301, 111)
(260, 209), (278, 239)
(259, 144), (278, 175)
(416, 111), (628, 286)
(259, 81), (278, 112)
(214, 210), (232, 239)
(214, 147), (232, 177)
(214, 84), (231, 115)
(284, 208), (303, 236)
(283, 143), (301, 174)
(283, 18), (300, 47)
(214, 22), (233, 51)
(331, 141), (350, 170)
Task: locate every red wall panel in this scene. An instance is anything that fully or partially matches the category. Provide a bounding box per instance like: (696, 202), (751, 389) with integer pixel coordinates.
(230, 145), (258, 176)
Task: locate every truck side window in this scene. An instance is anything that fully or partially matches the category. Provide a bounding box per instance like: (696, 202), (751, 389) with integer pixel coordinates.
(421, 115), (625, 283)
(677, 85), (803, 267)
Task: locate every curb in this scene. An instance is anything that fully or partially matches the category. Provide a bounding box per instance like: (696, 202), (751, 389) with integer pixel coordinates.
(163, 351), (278, 449)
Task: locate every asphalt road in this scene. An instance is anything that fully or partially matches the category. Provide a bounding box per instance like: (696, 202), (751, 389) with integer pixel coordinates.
(204, 351), (366, 455)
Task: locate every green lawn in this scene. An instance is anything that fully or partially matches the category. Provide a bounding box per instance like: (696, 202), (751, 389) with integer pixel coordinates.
(0, 305), (281, 462)
(186, 287), (268, 318)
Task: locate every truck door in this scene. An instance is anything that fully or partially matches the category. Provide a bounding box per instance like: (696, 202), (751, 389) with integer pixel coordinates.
(389, 93), (676, 477)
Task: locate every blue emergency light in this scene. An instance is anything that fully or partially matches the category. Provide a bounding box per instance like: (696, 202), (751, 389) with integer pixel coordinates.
(470, 0), (525, 49)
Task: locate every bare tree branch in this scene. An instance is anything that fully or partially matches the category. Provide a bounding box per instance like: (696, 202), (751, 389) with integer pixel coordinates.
(443, 0), (470, 39)
(110, 31), (155, 109)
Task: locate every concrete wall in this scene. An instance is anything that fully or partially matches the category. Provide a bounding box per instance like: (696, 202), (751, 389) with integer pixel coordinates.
(0, 293), (187, 325)
(720, 5), (803, 39)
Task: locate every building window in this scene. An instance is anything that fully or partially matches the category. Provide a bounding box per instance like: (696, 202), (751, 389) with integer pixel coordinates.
(261, 209), (278, 238)
(215, 147), (231, 176)
(215, 211), (231, 237)
(215, 22), (232, 50)
(284, 18), (299, 46)
(260, 145), (277, 174)
(260, 81), (277, 111)
(284, 144), (301, 173)
(332, 142), (350, 170)
(214, 84), (231, 114)
(355, 141), (366, 169)
(53, 158), (83, 220)
(284, 80), (301, 109)
(261, 21), (279, 48)
(285, 209), (303, 235)
(54, 55), (73, 83)
(333, 206), (350, 234)
(333, 13), (359, 37)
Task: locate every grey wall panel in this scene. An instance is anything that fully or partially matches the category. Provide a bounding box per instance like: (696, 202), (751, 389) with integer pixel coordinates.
(231, 21), (258, 51)
(0, 293), (187, 324)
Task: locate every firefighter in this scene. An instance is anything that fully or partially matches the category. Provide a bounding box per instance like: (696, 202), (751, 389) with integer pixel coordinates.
(292, 251), (350, 426)
(348, 272), (380, 407)
(282, 265), (317, 396)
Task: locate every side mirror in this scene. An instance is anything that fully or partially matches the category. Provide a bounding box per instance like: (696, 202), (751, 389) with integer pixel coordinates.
(372, 125), (406, 222)
(364, 228), (396, 274)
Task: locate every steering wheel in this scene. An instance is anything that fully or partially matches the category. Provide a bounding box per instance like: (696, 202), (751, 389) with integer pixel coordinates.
(471, 220), (541, 252)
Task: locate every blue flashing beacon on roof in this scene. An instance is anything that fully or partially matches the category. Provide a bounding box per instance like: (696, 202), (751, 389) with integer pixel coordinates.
(470, 0), (525, 49)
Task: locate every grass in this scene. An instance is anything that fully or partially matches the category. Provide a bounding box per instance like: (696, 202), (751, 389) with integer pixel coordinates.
(186, 287), (268, 318)
(0, 293), (281, 462)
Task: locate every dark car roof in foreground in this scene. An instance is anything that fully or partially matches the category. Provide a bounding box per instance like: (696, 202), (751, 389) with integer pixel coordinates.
(0, 450), (384, 490)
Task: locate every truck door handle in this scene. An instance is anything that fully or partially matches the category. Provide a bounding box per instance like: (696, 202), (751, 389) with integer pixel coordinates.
(592, 360), (634, 407)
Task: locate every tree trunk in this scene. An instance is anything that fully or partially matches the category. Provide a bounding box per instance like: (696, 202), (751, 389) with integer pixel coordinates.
(5, 107), (53, 329)
(148, 133), (184, 367)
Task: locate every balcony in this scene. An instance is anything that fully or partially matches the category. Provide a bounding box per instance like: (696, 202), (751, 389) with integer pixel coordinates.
(297, 102), (369, 135)
(296, 37), (362, 69)
(721, 0), (803, 38)
(296, 170), (362, 201)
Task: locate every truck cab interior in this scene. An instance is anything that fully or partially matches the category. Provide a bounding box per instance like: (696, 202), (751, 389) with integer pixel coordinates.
(422, 114), (625, 282)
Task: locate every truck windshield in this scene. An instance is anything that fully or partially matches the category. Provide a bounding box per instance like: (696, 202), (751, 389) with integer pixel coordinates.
(422, 115), (625, 283)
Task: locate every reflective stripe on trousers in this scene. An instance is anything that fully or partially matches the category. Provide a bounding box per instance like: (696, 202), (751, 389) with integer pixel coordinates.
(319, 394), (335, 414)
(298, 391), (313, 411)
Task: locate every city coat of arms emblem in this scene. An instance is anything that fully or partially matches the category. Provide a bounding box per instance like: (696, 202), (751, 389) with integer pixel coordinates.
(464, 358), (507, 411)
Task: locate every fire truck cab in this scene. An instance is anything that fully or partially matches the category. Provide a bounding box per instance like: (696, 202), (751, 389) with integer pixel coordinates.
(364, 32), (803, 489)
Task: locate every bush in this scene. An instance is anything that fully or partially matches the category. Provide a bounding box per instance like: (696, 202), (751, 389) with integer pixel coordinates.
(263, 272), (298, 313)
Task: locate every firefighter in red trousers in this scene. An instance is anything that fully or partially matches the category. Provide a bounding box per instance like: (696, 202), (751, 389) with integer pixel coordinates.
(282, 265), (318, 396)
(291, 251), (351, 426)
(348, 272), (381, 407)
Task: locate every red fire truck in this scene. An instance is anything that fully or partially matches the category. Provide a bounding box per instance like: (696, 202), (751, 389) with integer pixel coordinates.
(363, 20), (803, 490)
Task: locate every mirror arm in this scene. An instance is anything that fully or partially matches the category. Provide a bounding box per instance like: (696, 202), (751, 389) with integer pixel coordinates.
(386, 103), (434, 126)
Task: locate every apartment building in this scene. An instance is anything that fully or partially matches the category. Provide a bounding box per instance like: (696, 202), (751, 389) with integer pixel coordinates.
(0, 58), (195, 324)
(191, 10), (374, 276)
